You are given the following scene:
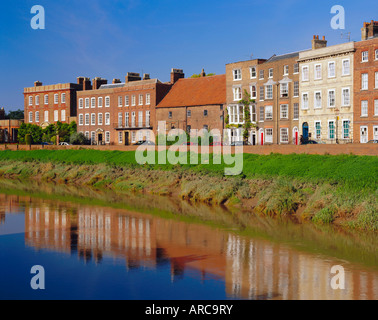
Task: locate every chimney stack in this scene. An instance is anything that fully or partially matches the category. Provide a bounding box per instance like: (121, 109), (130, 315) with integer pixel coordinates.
(200, 69), (206, 77)
(112, 79), (121, 84)
(143, 74), (150, 80)
(311, 35), (327, 49)
(34, 81), (42, 87)
(170, 68), (184, 84)
(92, 77), (108, 89)
(361, 20), (378, 40)
(125, 72), (141, 83)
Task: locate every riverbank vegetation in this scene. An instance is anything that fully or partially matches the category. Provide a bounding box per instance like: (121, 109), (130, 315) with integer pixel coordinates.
(0, 149), (376, 231)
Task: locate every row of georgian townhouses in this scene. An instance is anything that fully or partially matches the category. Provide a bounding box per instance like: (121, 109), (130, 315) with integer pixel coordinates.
(225, 20), (378, 144)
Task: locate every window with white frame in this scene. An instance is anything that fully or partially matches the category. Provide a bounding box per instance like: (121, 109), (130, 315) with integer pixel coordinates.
(118, 131), (123, 144)
(265, 128), (273, 143)
(250, 66), (256, 79)
(118, 112), (123, 127)
(105, 113), (110, 125)
(61, 110), (66, 122)
(139, 94), (143, 105)
(98, 97), (103, 108)
(259, 86), (264, 101)
(91, 113), (96, 125)
(342, 59), (350, 75)
(54, 94), (59, 104)
(376, 49), (378, 60)
(61, 93), (66, 104)
(118, 96), (122, 107)
(361, 73), (368, 90)
(233, 87), (242, 101)
(328, 62), (335, 78)
(54, 110), (59, 122)
(105, 96), (110, 107)
(268, 68), (273, 78)
(228, 105), (244, 124)
(146, 93), (151, 105)
(44, 110), (49, 122)
(362, 51), (368, 62)
(98, 113), (103, 125)
(302, 93), (309, 109)
(204, 109), (208, 116)
(187, 110), (191, 117)
(265, 106), (273, 120)
(233, 69), (242, 81)
(265, 85), (273, 99)
(280, 104), (288, 119)
(250, 105), (256, 122)
(91, 97), (96, 108)
(361, 100), (368, 117)
(294, 63), (299, 74)
(315, 121), (321, 140)
(342, 88), (350, 106)
(44, 94), (48, 104)
(29, 96), (33, 106)
(280, 83), (288, 97)
(250, 85), (256, 99)
(280, 128), (289, 143)
(138, 111), (143, 127)
(284, 65), (289, 75)
(131, 112), (136, 127)
(131, 95), (136, 106)
(125, 96), (129, 106)
(85, 98), (89, 108)
(125, 112), (129, 127)
(328, 121), (335, 139)
(342, 120), (350, 139)
(35, 95), (39, 105)
(35, 111), (39, 123)
(375, 100), (378, 116)
(302, 66), (309, 81)
(293, 81), (299, 97)
(375, 72), (378, 88)
(85, 131), (89, 140)
(374, 126), (378, 140)
(168, 111), (172, 119)
(259, 70), (264, 80)
(314, 91), (322, 109)
(293, 103), (299, 120)
(131, 131), (136, 143)
(105, 131), (110, 143)
(259, 106), (264, 122)
(91, 131), (95, 143)
(85, 113), (89, 125)
(146, 110), (150, 127)
(314, 64), (322, 80)
(328, 89), (335, 107)
(28, 112), (33, 123)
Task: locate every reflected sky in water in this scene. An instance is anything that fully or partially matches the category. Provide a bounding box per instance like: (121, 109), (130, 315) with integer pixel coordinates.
(0, 192), (377, 300)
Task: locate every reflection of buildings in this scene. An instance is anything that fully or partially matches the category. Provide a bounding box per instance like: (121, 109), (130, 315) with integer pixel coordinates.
(14, 194), (378, 300)
(0, 194), (23, 224)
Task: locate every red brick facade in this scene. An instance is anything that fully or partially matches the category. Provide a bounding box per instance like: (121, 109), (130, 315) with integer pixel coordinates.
(353, 36), (378, 142)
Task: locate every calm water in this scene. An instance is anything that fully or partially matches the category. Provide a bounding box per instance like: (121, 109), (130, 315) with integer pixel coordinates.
(0, 186), (377, 300)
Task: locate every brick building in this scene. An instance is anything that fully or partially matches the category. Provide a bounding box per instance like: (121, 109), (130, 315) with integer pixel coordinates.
(298, 37), (355, 144)
(226, 53), (301, 145)
(24, 79), (85, 127)
(353, 21), (378, 143)
(0, 119), (23, 143)
(156, 71), (226, 138)
(77, 71), (175, 145)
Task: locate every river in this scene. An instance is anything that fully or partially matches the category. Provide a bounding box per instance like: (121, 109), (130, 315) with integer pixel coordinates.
(0, 179), (377, 300)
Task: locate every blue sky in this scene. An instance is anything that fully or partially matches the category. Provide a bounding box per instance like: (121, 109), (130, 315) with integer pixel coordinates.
(0, 0), (377, 111)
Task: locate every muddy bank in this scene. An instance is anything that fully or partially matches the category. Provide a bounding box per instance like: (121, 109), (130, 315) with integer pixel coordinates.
(0, 159), (376, 231)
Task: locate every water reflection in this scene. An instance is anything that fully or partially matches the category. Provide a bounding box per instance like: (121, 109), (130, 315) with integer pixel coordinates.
(1, 193), (378, 300)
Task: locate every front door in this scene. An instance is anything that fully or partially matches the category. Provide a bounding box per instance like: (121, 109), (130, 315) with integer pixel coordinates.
(125, 132), (129, 145)
(360, 126), (368, 143)
(98, 133), (103, 144)
(302, 122), (309, 142)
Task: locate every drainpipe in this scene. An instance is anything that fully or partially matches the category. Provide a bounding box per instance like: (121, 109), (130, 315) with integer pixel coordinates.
(276, 83), (279, 144)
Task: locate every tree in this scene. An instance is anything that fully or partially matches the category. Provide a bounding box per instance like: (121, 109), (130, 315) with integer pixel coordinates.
(239, 89), (257, 143)
(17, 123), (43, 144)
(190, 73), (216, 78)
(70, 132), (88, 145)
(5, 109), (24, 120)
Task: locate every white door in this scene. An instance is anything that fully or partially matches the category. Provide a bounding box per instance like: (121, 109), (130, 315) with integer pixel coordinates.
(374, 126), (378, 140)
(360, 126), (368, 143)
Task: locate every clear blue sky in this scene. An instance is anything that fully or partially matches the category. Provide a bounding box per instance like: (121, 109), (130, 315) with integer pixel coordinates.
(0, 0), (377, 111)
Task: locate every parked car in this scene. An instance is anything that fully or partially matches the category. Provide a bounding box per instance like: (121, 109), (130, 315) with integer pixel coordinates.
(302, 140), (318, 145)
(210, 141), (223, 146)
(367, 139), (378, 144)
(133, 140), (155, 146)
(59, 142), (70, 146)
(41, 142), (53, 145)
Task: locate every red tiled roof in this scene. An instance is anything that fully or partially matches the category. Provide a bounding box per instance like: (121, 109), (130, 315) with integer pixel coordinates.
(157, 74), (226, 108)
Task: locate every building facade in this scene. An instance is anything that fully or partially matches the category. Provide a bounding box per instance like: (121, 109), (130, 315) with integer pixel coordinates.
(353, 21), (378, 143)
(156, 72), (226, 138)
(226, 53), (301, 145)
(77, 71), (175, 145)
(24, 79), (85, 128)
(298, 36), (355, 143)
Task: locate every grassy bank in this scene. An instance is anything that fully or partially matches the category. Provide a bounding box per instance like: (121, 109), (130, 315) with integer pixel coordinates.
(0, 149), (377, 231)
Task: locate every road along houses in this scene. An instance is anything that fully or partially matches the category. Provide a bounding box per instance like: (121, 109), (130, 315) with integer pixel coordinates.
(21, 20), (378, 145)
